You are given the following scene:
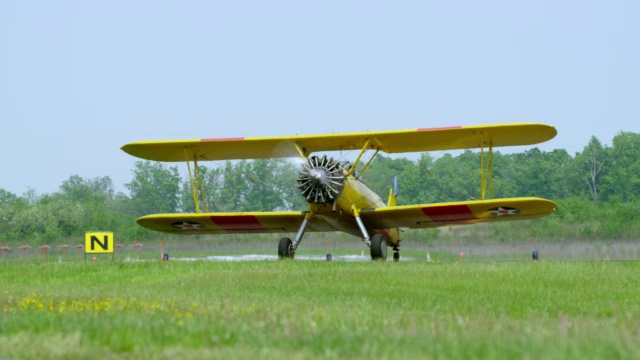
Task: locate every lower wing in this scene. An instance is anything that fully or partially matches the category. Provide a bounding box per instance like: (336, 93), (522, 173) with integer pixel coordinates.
(136, 211), (336, 235)
(360, 197), (557, 229)
(136, 198), (556, 235)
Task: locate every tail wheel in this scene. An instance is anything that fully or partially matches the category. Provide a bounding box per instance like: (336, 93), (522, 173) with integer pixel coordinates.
(278, 237), (294, 259)
(370, 233), (388, 261)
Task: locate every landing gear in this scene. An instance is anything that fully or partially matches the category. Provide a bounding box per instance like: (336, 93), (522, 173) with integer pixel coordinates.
(278, 237), (294, 259)
(370, 233), (388, 261)
(278, 215), (313, 260)
(392, 246), (400, 262)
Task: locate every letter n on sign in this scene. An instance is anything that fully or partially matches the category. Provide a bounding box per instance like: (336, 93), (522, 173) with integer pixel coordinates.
(85, 232), (114, 254)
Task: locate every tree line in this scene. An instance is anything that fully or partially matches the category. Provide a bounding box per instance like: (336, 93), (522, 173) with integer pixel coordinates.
(0, 131), (638, 244)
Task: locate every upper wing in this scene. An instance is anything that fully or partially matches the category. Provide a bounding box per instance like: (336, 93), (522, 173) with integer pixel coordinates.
(360, 197), (557, 229)
(121, 123), (556, 162)
(136, 211), (336, 235)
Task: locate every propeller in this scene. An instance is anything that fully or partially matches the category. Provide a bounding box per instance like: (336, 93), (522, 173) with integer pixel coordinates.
(297, 155), (345, 204)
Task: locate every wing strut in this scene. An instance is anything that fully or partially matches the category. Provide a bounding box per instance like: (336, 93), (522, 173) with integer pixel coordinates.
(346, 138), (380, 179)
(348, 139), (372, 176)
(184, 148), (208, 213)
(479, 136), (494, 200)
(293, 142), (309, 160)
(355, 148), (380, 180)
(194, 158), (208, 212)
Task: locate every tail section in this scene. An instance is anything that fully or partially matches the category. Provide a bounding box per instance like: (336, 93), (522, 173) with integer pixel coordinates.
(387, 176), (398, 207)
(386, 176), (400, 242)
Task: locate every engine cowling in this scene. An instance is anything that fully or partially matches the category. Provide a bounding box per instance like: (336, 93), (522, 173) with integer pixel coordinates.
(297, 155), (345, 204)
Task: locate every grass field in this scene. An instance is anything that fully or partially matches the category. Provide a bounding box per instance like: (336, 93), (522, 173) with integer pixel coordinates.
(1, 255), (640, 359)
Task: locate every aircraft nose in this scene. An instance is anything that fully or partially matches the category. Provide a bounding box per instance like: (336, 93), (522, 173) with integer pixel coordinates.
(311, 169), (326, 183)
(297, 155), (345, 204)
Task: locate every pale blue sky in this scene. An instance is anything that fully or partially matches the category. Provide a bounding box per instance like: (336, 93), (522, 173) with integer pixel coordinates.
(1, 1), (638, 195)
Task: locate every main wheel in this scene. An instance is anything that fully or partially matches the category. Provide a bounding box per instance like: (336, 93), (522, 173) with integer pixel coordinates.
(278, 237), (294, 259)
(370, 233), (388, 261)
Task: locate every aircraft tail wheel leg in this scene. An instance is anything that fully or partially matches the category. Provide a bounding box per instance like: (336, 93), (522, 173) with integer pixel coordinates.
(370, 233), (388, 261)
(393, 246), (400, 262)
(278, 237), (295, 259)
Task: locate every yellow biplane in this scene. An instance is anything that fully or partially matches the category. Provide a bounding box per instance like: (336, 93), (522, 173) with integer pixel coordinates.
(121, 123), (557, 261)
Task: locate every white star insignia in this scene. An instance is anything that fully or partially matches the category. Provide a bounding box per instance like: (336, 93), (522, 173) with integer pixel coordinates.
(171, 221), (204, 230)
(489, 207), (521, 216)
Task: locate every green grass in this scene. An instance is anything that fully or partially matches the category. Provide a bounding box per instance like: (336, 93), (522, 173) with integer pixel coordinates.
(1, 258), (640, 359)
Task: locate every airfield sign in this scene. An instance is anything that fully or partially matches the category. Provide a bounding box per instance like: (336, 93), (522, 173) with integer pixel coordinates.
(85, 232), (114, 254)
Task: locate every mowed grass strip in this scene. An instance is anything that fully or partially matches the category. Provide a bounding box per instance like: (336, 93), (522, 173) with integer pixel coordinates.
(1, 259), (639, 359)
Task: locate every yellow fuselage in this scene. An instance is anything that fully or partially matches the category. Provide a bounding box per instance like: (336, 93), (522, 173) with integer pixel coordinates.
(307, 174), (400, 245)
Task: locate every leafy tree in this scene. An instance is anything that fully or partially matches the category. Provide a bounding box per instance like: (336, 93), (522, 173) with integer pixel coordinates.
(10, 198), (85, 243)
(493, 149), (578, 200)
(427, 151), (479, 202)
(59, 175), (94, 203)
(509, 149), (544, 197)
(279, 159), (308, 211)
(540, 149), (575, 199)
(489, 152), (519, 198)
(0, 189), (23, 241)
(363, 155), (405, 202)
(215, 161), (251, 211)
(396, 157), (425, 205)
(180, 159), (312, 213)
(60, 175), (115, 204)
(574, 137), (609, 201)
(0, 189), (17, 203)
(126, 161), (181, 217)
(410, 153), (438, 204)
(244, 159), (290, 211)
(180, 165), (224, 212)
(602, 132), (640, 201)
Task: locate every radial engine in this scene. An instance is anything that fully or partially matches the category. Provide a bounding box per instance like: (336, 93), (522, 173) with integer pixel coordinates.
(297, 155), (345, 204)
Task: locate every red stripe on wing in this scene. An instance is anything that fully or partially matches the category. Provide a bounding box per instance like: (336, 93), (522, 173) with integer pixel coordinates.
(210, 215), (267, 232)
(417, 126), (462, 131)
(421, 204), (477, 223)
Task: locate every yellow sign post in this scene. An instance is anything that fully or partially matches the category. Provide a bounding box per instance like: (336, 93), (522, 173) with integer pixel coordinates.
(85, 232), (114, 260)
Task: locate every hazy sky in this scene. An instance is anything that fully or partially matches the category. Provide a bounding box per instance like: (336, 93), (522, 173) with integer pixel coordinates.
(1, 1), (638, 195)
